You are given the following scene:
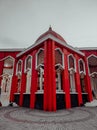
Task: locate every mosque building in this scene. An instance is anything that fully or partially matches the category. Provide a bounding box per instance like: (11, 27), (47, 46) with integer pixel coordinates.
(0, 27), (97, 111)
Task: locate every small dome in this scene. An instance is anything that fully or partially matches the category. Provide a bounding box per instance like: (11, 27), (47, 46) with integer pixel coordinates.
(35, 27), (66, 43)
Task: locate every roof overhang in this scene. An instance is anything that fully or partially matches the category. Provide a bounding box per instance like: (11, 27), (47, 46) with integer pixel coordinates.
(17, 34), (85, 58)
(0, 48), (24, 52)
(78, 47), (97, 51)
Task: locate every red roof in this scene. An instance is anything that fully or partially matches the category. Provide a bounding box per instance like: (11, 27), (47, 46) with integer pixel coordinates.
(36, 27), (66, 43)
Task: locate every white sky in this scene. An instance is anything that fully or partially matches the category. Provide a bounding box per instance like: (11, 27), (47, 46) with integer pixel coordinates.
(0, 0), (97, 49)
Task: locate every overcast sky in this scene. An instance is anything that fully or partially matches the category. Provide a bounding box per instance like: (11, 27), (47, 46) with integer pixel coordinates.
(0, 0), (97, 49)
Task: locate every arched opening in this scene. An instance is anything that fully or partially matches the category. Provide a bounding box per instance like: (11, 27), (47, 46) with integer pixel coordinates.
(80, 73), (86, 93)
(79, 59), (86, 93)
(55, 48), (64, 91)
(1, 56), (14, 106)
(25, 55), (32, 93)
(36, 49), (44, 91)
(88, 55), (97, 99)
(68, 54), (76, 92)
(16, 60), (22, 93)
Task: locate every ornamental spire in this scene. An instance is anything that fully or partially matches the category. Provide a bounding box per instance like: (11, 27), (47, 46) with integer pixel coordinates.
(49, 25), (52, 31)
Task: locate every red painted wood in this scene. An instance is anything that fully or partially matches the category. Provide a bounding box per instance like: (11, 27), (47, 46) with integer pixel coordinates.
(10, 75), (18, 102)
(44, 40), (56, 111)
(10, 59), (17, 102)
(19, 57), (26, 106)
(0, 61), (4, 85)
(0, 53), (4, 86)
(30, 50), (38, 109)
(62, 49), (71, 109)
(75, 54), (83, 106)
(84, 57), (93, 101)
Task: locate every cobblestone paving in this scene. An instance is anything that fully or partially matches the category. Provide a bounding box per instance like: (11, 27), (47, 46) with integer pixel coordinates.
(0, 106), (97, 130)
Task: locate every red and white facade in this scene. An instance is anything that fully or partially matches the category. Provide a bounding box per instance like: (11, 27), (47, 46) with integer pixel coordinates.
(0, 27), (97, 111)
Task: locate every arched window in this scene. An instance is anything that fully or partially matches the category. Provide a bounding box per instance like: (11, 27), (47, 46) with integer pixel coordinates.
(79, 59), (85, 74)
(78, 59), (86, 93)
(88, 55), (97, 75)
(68, 54), (76, 92)
(25, 55), (32, 72)
(16, 60), (22, 93)
(3, 56), (14, 75)
(55, 48), (63, 66)
(36, 49), (44, 92)
(68, 54), (76, 71)
(16, 60), (22, 75)
(36, 48), (44, 69)
(55, 48), (64, 91)
(25, 55), (32, 93)
(88, 55), (97, 98)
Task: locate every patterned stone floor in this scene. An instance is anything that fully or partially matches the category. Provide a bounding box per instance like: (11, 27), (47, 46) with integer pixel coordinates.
(0, 106), (97, 130)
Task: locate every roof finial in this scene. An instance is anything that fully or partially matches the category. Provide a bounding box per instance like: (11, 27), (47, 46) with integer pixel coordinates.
(49, 25), (52, 31)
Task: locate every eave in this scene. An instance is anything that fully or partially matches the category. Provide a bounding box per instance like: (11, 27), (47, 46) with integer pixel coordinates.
(17, 34), (85, 58)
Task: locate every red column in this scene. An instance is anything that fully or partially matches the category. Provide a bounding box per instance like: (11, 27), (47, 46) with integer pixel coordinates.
(30, 50), (38, 109)
(75, 54), (83, 106)
(0, 60), (4, 106)
(0, 53), (4, 85)
(84, 57), (92, 101)
(19, 57), (26, 106)
(10, 60), (18, 102)
(0, 61), (3, 86)
(44, 40), (56, 111)
(62, 49), (71, 109)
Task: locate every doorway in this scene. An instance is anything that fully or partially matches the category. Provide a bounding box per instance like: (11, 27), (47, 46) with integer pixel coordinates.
(0, 56), (14, 106)
(1, 74), (12, 106)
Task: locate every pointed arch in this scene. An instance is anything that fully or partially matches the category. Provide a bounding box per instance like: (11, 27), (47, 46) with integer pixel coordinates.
(68, 54), (76, 72)
(24, 55), (32, 73)
(3, 56), (15, 76)
(87, 54), (97, 75)
(55, 48), (64, 69)
(16, 59), (23, 75)
(36, 48), (44, 69)
(78, 59), (86, 74)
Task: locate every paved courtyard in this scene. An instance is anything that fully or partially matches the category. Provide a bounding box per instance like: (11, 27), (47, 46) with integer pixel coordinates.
(0, 106), (97, 130)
